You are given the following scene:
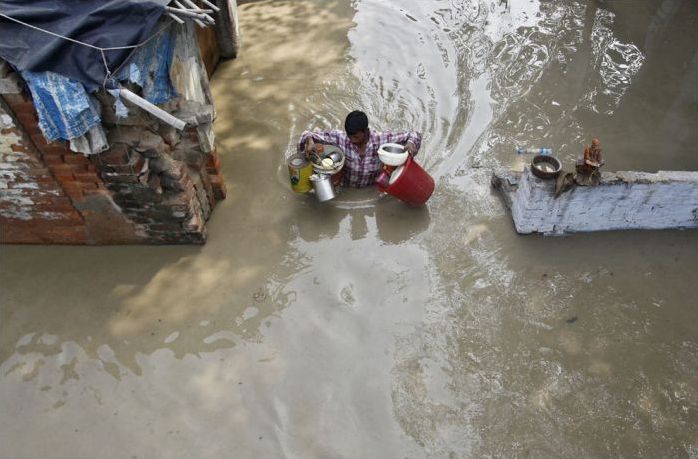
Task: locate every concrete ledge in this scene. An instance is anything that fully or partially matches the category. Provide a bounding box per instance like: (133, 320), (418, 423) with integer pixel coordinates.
(492, 168), (698, 235)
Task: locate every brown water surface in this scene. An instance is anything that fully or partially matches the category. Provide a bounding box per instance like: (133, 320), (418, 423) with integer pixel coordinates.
(2, 1), (697, 458)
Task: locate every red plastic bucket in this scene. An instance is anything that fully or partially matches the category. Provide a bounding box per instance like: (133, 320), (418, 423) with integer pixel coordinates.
(376, 156), (434, 207)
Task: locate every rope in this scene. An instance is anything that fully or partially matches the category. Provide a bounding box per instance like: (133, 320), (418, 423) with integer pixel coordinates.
(0, 11), (174, 87)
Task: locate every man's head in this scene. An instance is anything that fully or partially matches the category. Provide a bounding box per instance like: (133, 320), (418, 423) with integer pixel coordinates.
(345, 110), (369, 146)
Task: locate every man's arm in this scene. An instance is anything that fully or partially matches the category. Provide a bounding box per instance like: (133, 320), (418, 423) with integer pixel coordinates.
(297, 130), (346, 154)
(378, 131), (422, 156)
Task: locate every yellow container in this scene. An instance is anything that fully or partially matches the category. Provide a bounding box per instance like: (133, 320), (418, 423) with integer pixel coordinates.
(288, 154), (313, 193)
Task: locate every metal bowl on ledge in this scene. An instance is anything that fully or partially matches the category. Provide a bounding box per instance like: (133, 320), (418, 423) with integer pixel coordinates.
(531, 154), (562, 180)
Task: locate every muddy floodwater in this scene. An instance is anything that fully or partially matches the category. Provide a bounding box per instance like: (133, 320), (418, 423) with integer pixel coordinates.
(2, 1), (698, 457)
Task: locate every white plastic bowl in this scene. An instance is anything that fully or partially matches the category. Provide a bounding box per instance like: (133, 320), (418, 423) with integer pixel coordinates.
(378, 143), (408, 166)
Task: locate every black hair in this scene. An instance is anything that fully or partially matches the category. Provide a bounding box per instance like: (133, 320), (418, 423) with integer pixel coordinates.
(344, 110), (369, 135)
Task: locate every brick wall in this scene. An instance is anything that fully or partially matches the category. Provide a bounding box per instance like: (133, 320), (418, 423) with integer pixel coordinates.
(0, 95), (91, 243)
(0, 27), (227, 245)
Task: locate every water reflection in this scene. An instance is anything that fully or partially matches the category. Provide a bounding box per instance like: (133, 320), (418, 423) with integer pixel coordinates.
(584, 8), (645, 115)
(374, 198), (431, 244)
(287, 189), (432, 244)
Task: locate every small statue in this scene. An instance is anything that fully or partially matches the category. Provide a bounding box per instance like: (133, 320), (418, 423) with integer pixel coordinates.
(584, 138), (603, 168)
(575, 138), (604, 186)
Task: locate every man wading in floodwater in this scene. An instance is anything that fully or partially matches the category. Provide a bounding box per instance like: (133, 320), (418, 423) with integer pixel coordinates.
(298, 111), (422, 188)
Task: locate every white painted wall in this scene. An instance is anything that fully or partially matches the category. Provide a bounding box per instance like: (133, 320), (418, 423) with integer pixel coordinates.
(511, 168), (698, 235)
(0, 102), (36, 220)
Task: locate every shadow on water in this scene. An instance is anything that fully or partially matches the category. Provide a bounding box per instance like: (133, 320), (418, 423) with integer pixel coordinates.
(0, 241), (300, 378)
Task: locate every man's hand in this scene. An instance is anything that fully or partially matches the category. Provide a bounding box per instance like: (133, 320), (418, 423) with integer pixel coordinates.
(405, 141), (417, 156)
(304, 138), (317, 157)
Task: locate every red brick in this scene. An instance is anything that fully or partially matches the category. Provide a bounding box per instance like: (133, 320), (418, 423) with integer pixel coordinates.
(25, 182), (60, 193)
(64, 153), (89, 165)
(1, 92), (31, 106)
(60, 230), (90, 244)
(59, 210), (85, 226)
(34, 176), (58, 186)
(48, 164), (75, 175)
(25, 167), (50, 175)
(0, 214), (88, 244)
(205, 152), (219, 167)
(130, 154), (145, 171)
(36, 174), (61, 184)
(64, 182), (99, 194)
(10, 143), (30, 153)
(50, 172), (76, 183)
(10, 100), (36, 116)
(22, 123), (42, 136)
(209, 175), (227, 200)
(0, 226), (45, 244)
(32, 198), (79, 215)
(99, 145), (130, 165)
(15, 111), (38, 128)
(74, 172), (100, 183)
(40, 225), (89, 244)
(40, 146), (71, 157)
(43, 155), (64, 165)
(30, 133), (50, 147)
(61, 181), (82, 191)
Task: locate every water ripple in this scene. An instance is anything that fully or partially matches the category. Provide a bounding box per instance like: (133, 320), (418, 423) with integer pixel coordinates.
(584, 9), (646, 115)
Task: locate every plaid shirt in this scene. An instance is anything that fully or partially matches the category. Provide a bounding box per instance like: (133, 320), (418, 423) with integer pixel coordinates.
(298, 129), (422, 188)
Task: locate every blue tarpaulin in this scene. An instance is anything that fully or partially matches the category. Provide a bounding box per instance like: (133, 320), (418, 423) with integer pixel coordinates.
(0, 0), (169, 91)
(21, 71), (102, 142)
(116, 25), (177, 105)
(0, 0), (177, 143)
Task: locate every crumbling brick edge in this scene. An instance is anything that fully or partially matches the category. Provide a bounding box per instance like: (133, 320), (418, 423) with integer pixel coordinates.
(0, 69), (226, 245)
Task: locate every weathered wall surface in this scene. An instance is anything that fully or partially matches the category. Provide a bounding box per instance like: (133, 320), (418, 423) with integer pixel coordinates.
(195, 25), (221, 77)
(0, 95), (95, 243)
(495, 167), (698, 235)
(0, 25), (226, 245)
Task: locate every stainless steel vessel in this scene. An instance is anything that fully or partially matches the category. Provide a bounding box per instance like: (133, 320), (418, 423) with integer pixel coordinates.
(310, 173), (336, 202)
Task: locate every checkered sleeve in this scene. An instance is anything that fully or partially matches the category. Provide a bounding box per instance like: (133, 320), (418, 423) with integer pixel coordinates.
(297, 130), (348, 153)
(377, 131), (423, 156)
